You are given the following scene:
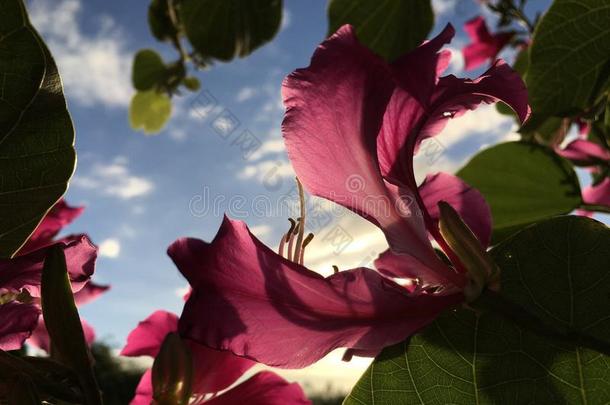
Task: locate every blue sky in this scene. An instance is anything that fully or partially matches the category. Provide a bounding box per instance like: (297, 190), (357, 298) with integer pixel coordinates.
(26, 0), (569, 392)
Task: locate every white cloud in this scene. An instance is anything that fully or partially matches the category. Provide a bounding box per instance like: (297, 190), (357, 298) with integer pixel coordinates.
(29, 0), (132, 107)
(249, 224), (272, 238)
(432, 0), (457, 16)
(72, 157), (154, 200)
(99, 238), (121, 258)
(281, 8), (292, 31)
(248, 138), (286, 160)
(237, 160), (295, 182)
(236, 86), (257, 103)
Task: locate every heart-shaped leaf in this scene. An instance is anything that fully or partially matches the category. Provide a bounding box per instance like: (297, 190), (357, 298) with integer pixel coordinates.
(526, 0), (610, 116)
(457, 142), (581, 243)
(129, 90), (172, 134)
(132, 49), (167, 91)
(179, 0), (283, 62)
(0, 0), (76, 258)
(327, 0), (433, 61)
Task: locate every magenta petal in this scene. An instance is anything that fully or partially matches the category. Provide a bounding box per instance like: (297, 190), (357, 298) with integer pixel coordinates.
(0, 235), (97, 298)
(282, 25), (396, 231)
(206, 371), (311, 405)
(190, 342), (255, 394)
(419, 172), (492, 247)
(462, 16), (514, 70)
(374, 248), (456, 289)
(122, 310), (255, 394)
(170, 217), (461, 368)
(121, 310), (179, 358)
(583, 178), (610, 207)
(556, 140), (610, 166)
(390, 24), (455, 106)
(73, 281), (110, 306)
(0, 302), (40, 351)
(19, 199), (84, 255)
(0, 235), (96, 297)
(130, 369), (153, 405)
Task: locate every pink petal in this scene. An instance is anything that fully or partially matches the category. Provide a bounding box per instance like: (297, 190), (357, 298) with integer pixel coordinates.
(130, 369), (153, 405)
(0, 235), (97, 298)
(464, 16), (493, 43)
(390, 25), (456, 106)
(462, 16), (514, 70)
(0, 302), (40, 351)
(206, 371), (310, 405)
(282, 24), (394, 227)
(73, 281), (110, 306)
(556, 140), (610, 166)
(121, 310), (179, 358)
(379, 59), (529, 190)
(190, 343), (255, 394)
(170, 217), (461, 368)
(374, 248), (454, 289)
(122, 310), (255, 394)
(583, 178), (610, 207)
(419, 172), (492, 247)
(19, 199), (84, 255)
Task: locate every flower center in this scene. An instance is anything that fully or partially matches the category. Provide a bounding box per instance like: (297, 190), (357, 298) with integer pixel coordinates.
(278, 178), (314, 266)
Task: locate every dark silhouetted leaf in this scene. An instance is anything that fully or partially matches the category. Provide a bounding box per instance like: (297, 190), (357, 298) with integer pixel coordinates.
(327, 0), (433, 61)
(0, 0), (76, 258)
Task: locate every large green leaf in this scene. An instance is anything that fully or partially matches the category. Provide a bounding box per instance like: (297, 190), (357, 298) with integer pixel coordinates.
(327, 0), (433, 61)
(0, 0), (76, 258)
(492, 215), (610, 346)
(345, 216), (610, 404)
(345, 310), (610, 404)
(526, 0), (610, 116)
(179, 0), (283, 62)
(457, 142), (581, 243)
(41, 246), (102, 405)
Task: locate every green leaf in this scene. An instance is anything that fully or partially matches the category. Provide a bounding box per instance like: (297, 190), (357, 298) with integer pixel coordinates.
(491, 216), (610, 346)
(41, 246), (102, 405)
(327, 0), (433, 61)
(345, 216), (610, 405)
(132, 49), (167, 91)
(0, 0), (76, 258)
(129, 90), (172, 134)
(346, 309), (610, 405)
(148, 0), (178, 42)
(179, 0), (283, 62)
(526, 0), (610, 116)
(457, 142), (581, 243)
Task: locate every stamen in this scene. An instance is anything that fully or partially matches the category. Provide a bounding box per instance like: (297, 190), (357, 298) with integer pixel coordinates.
(332, 265), (339, 274)
(278, 218), (296, 257)
(287, 218), (300, 261)
(292, 178), (306, 264)
(298, 233), (314, 265)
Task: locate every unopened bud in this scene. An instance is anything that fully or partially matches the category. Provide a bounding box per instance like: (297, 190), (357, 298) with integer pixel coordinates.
(438, 201), (498, 301)
(152, 332), (193, 405)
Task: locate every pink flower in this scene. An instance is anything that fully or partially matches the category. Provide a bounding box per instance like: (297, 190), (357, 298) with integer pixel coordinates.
(556, 139), (610, 208)
(463, 16), (515, 70)
(0, 199), (100, 350)
(172, 25), (529, 369)
(122, 311), (310, 405)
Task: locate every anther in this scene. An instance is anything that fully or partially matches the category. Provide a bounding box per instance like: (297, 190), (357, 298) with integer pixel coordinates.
(297, 233), (314, 265)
